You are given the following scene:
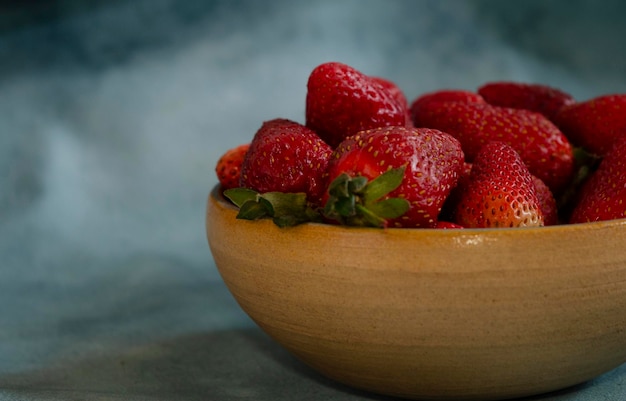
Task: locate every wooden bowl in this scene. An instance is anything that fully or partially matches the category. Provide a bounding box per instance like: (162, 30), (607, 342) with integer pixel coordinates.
(206, 186), (626, 401)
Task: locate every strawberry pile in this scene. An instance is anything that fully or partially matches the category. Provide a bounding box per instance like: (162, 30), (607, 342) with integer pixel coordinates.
(215, 61), (626, 229)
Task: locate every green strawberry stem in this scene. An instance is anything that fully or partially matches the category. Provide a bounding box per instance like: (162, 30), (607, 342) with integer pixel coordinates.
(322, 166), (410, 228)
(223, 188), (321, 227)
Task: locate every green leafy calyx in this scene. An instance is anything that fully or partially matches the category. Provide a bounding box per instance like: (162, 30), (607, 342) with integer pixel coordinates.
(223, 188), (320, 227)
(322, 166), (410, 228)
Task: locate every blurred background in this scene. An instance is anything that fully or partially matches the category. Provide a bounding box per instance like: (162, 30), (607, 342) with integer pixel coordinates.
(1, 0), (625, 398)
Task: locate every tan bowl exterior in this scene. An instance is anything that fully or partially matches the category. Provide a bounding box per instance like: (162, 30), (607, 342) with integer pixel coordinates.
(206, 186), (626, 401)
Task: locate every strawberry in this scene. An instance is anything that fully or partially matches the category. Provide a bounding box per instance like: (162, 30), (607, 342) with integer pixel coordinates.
(323, 126), (465, 228)
(441, 163), (558, 226)
(305, 62), (409, 148)
(478, 81), (576, 119)
(435, 221), (464, 229)
(438, 161), (473, 222)
(371, 76), (412, 126)
(532, 175), (558, 226)
(215, 143), (250, 190)
(371, 76), (409, 111)
(412, 101), (574, 194)
(553, 94), (626, 156)
(409, 89), (486, 123)
(569, 134), (626, 223)
(239, 118), (332, 205)
(454, 141), (544, 228)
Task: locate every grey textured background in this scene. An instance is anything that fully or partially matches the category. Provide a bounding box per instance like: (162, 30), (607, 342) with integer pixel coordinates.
(1, 1), (625, 400)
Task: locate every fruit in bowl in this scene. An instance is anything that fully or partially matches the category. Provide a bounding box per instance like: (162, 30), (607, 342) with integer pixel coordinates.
(207, 62), (626, 400)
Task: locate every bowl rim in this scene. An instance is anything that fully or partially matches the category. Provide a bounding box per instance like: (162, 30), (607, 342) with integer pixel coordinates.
(208, 185), (626, 235)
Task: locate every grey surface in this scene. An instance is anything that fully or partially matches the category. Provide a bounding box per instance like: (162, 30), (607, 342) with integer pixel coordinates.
(1, 1), (625, 400)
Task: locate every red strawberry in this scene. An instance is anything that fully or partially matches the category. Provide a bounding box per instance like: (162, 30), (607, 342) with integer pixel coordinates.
(239, 118), (332, 204)
(371, 76), (409, 110)
(478, 81), (576, 119)
(454, 142), (544, 228)
(412, 101), (574, 194)
(438, 161), (473, 222)
(305, 62), (409, 148)
(323, 126), (464, 228)
(532, 175), (558, 226)
(215, 143), (250, 190)
(371, 76), (412, 126)
(441, 163), (557, 226)
(409, 89), (486, 123)
(569, 134), (626, 223)
(553, 94), (626, 156)
(435, 221), (464, 229)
